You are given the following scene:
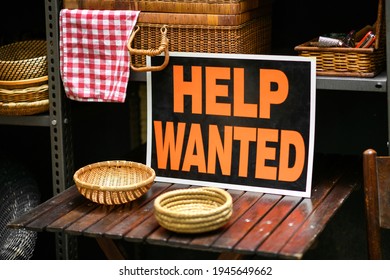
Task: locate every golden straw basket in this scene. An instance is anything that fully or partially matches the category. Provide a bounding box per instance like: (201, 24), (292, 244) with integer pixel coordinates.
(73, 160), (156, 205)
(0, 40), (47, 81)
(0, 99), (49, 116)
(63, 0), (261, 14)
(154, 187), (233, 234)
(0, 77), (49, 116)
(63, 0), (272, 67)
(0, 84), (48, 103)
(294, 0), (385, 77)
(0, 76), (48, 90)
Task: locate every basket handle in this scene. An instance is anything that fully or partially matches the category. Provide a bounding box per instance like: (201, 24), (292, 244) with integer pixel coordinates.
(128, 25), (170, 72)
(373, 0), (383, 50)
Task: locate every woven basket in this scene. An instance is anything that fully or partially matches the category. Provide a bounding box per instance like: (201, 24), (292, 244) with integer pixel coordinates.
(0, 40), (47, 81)
(63, 0), (272, 68)
(0, 99), (49, 116)
(0, 84), (48, 103)
(63, 0), (260, 15)
(294, 0), (385, 77)
(132, 15), (272, 67)
(0, 76), (48, 90)
(154, 187), (233, 234)
(73, 160), (156, 205)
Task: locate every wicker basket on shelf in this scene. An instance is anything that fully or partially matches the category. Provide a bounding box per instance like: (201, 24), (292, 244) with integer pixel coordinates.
(0, 84), (48, 103)
(0, 77), (49, 116)
(73, 160), (156, 205)
(0, 39), (48, 116)
(0, 99), (49, 116)
(154, 187), (233, 234)
(0, 40), (47, 81)
(63, 0), (272, 67)
(294, 0), (385, 77)
(63, 0), (261, 14)
(0, 76), (48, 90)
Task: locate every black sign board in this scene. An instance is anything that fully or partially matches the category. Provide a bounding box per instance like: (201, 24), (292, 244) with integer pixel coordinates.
(146, 52), (315, 197)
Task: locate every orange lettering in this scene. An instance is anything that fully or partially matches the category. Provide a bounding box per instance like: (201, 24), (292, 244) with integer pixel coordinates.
(233, 126), (257, 177)
(173, 65), (202, 114)
(255, 128), (278, 180)
(207, 125), (233, 175)
(278, 130), (305, 182)
(233, 68), (257, 118)
(153, 121), (185, 170)
(205, 67), (231, 116)
(182, 123), (206, 173)
(259, 69), (289, 119)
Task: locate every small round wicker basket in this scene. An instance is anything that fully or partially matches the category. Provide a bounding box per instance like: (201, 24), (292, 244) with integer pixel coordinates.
(0, 40), (47, 81)
(154, 187), (233, 234)
(73, 160), (156, 205)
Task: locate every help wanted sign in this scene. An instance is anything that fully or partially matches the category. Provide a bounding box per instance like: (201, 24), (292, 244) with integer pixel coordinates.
(146, 53), (315, 197)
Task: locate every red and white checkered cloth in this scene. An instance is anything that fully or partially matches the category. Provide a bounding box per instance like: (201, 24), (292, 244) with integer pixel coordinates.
(59, 9), (140, 102)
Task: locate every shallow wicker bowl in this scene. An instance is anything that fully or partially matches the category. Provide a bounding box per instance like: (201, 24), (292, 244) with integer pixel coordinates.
(154, 187), (233, 234)
(0, 40), (47, 81)
(73, 160), (156, 205)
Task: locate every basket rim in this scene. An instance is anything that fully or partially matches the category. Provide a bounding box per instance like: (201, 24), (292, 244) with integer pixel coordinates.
(294, 39), (376, 54)
(154, 187), (232, 218)
(73, 160), (156, 192)
(0, 84), (48, 103)
(0, 76), (48, 89)
(0, 99), (49, 116)
(0, 40), (47, 61)
(0, 84), (48, 95)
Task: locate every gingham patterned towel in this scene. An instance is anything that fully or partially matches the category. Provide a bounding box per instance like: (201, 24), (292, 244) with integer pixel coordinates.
(59, 9), (140, 102)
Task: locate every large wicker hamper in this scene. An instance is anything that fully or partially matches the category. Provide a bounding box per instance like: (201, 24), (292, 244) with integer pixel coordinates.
(63, 0), (272, 67)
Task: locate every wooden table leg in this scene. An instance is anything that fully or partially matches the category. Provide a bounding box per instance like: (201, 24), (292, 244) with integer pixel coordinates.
(218, 252), (244, 260)
(96, 237), (126, 260)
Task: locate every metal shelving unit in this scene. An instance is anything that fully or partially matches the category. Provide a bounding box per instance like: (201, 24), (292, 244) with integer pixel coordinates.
(0, 115), (51, 127)
(317, 72), (387, 92)
(128, 71), (388, 92)
(0, 0), (77, 260)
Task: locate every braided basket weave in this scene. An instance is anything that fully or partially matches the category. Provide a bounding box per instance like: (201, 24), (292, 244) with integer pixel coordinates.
(294, 0), (385, 77)
(154, 187), (233, 233)
(0, 76), (48, 90)
(74, 161), (156, 205)
(0, 40), (47, 81)
(0, 84), (48, 103)
(0, 99), (49, 116)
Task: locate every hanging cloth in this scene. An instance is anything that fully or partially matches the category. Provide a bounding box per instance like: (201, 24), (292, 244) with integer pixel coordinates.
(59, 9), (140, 102)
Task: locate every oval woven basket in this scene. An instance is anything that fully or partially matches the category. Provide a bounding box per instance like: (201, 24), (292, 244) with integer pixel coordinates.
(0, 99), (49, 116)
(0, 84), (48, 103)
(73, 160), (156, 205)
(154, 187), (233, 234)
(0, 76), (48, 90)
(0, 40), (47, 81)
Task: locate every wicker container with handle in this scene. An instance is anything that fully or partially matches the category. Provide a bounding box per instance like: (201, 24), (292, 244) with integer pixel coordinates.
(294, 0), (385, 77)
(63, 0), (272, 67)
(63, 0), (260, 15)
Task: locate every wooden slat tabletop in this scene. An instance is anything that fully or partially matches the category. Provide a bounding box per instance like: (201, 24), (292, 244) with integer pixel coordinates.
(8, 155), (361, 259)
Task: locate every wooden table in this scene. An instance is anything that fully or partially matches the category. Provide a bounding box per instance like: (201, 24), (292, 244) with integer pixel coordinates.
(8, 155), (361, 260)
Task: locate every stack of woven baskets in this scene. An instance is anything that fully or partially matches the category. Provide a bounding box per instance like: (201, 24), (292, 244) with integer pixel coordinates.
(0, 40), (49, 116)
